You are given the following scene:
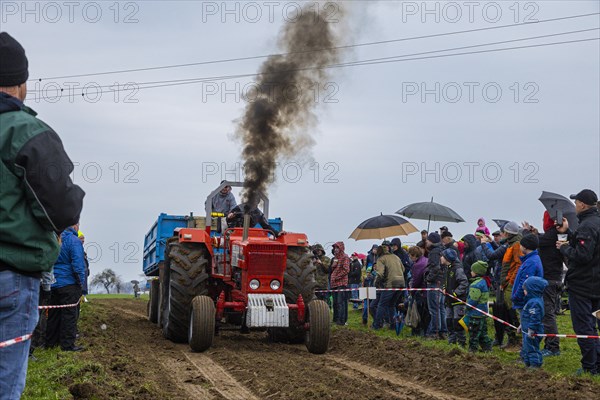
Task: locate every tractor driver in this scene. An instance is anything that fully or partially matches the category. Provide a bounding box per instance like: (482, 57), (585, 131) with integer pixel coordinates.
(226, 203), (280, 236)
(211, 181), (237, 214)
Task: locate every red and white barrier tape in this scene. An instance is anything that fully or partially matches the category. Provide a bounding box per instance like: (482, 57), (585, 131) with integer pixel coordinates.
(441, 290), (519, 330)
(315, 287), (440, 293)
(0, 334), (32, 349)
(38, 298), (81, 310)
(533, 333), (600, 339)
(1, 299), (82, 349)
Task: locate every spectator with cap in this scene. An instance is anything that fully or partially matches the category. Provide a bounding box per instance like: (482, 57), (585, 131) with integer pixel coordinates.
(499, 221), (524, 349)
(425, 232), (447, 339)
(511, 234), (543, 310)
(0, 32), (85, 398)
(372, 240), (405, 330)
(441, 248), (469, 347)
(492, 231), (502, 246)
(417, 230), (429, 256)
(557, 189), (600, 376)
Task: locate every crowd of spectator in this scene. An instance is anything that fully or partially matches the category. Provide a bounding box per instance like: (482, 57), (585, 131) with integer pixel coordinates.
(315, 190), (600, 376)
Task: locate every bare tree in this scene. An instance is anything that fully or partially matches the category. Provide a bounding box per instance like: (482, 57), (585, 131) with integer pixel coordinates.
(91, 269), (119, 294)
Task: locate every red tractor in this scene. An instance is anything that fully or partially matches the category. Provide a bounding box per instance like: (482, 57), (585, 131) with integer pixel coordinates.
(145, 182), (330, 354)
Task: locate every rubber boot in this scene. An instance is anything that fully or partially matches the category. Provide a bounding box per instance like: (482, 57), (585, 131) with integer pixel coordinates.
(454, 319), (466, 347)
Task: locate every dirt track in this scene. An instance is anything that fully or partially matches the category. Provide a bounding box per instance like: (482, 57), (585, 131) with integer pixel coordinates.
(74, 299), (599, 400)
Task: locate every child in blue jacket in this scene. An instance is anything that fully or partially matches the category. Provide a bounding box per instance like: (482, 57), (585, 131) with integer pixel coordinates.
(511, 234), (543, 310)
(518, 276), (548, 368)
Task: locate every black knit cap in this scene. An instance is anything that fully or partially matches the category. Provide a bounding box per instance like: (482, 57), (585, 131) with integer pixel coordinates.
(520, 234), (539, 251)
(0, 32), (29, 86)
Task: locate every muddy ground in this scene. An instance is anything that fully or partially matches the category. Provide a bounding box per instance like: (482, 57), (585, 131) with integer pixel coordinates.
(72, 299), (599, 400)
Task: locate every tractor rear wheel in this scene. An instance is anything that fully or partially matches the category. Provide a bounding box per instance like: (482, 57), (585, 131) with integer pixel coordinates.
(305, 300), (330, 354)
(269, 246), (316, 343)
(189, 296), (215, 352)
(147, 279), (160, 324)
(161, 241), (210, 343)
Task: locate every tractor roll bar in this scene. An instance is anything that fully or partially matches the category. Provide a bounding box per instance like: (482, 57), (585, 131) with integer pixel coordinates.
(204, 181), (269, 229)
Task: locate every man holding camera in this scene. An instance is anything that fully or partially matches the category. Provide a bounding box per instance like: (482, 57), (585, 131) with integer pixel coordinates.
(556, 189), (600, 376)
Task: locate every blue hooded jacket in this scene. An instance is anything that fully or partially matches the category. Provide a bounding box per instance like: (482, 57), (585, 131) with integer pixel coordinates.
(520, 276), (548, 333)
(52, 227), (87, 293)
(511, 250), (543, 309)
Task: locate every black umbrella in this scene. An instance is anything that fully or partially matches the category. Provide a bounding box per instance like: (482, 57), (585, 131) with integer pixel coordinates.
(492, 219), (509, 229)
(350, 214), (418, 240)
(538, 191), (578, 230)
(396, 198), (465, 231)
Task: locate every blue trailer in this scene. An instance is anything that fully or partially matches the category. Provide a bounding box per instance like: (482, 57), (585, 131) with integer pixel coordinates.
(143, 213), (188, 276)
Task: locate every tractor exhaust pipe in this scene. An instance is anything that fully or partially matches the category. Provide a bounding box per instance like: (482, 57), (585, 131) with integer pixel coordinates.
(242, 214), (250, 241)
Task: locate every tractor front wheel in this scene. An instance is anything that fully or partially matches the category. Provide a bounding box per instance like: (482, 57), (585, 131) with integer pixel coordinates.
(305, 300), (330, 354)
(189, 296), (215, 352)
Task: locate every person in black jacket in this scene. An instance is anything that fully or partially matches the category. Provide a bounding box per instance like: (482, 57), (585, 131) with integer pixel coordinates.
(425, 232), (447, 339)
(525, 211), (565, 356)
(461, 234), (481, 278)
(441, 249), (469, 347)
(557, 189), (600, 375)
(348, 253), (363, 310)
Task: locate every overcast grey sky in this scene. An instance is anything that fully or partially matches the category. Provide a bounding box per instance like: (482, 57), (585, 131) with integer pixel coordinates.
(2, 0), (598, 285)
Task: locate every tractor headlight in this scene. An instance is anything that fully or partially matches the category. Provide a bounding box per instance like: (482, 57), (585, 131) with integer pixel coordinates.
(249, 279), (260, 290)
(270, 280), (281, 290)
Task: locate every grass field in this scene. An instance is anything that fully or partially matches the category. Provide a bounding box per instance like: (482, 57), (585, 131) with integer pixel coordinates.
(341, 302), (600, 383)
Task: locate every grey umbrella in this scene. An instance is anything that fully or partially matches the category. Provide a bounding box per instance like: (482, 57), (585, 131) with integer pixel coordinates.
(538, 191), (578, 230)
(396, 198), (465, 232)
(492, 219), (509, 229)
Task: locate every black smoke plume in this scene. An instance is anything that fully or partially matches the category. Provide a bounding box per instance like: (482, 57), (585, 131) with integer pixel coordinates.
(236, 3), (343, 211)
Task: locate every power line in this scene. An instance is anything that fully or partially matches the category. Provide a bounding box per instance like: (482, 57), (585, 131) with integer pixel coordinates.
(30, 11), (600, 82)
(29, 28), (599, 94)
(29, 36), (599, 101)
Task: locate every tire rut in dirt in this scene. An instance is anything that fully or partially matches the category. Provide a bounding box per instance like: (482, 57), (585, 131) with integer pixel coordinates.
(270, 246), (316, 343)
(328, 328), (600, 400)
(163, 241), (210, 343)
(208, 333), (414, 400)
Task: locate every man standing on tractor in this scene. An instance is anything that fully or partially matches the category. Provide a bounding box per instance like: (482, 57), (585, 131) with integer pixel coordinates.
(312, 244), (331, 307)
(212, 181), (237, 214)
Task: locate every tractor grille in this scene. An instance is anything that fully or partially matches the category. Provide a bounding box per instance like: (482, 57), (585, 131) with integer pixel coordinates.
(247, 244), (286, 276)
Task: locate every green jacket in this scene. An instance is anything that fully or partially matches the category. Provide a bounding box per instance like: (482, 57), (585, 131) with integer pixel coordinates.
(0, 93), (84, 273)
(314, 255), (331, 290)
(374, 251), (405, 289)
